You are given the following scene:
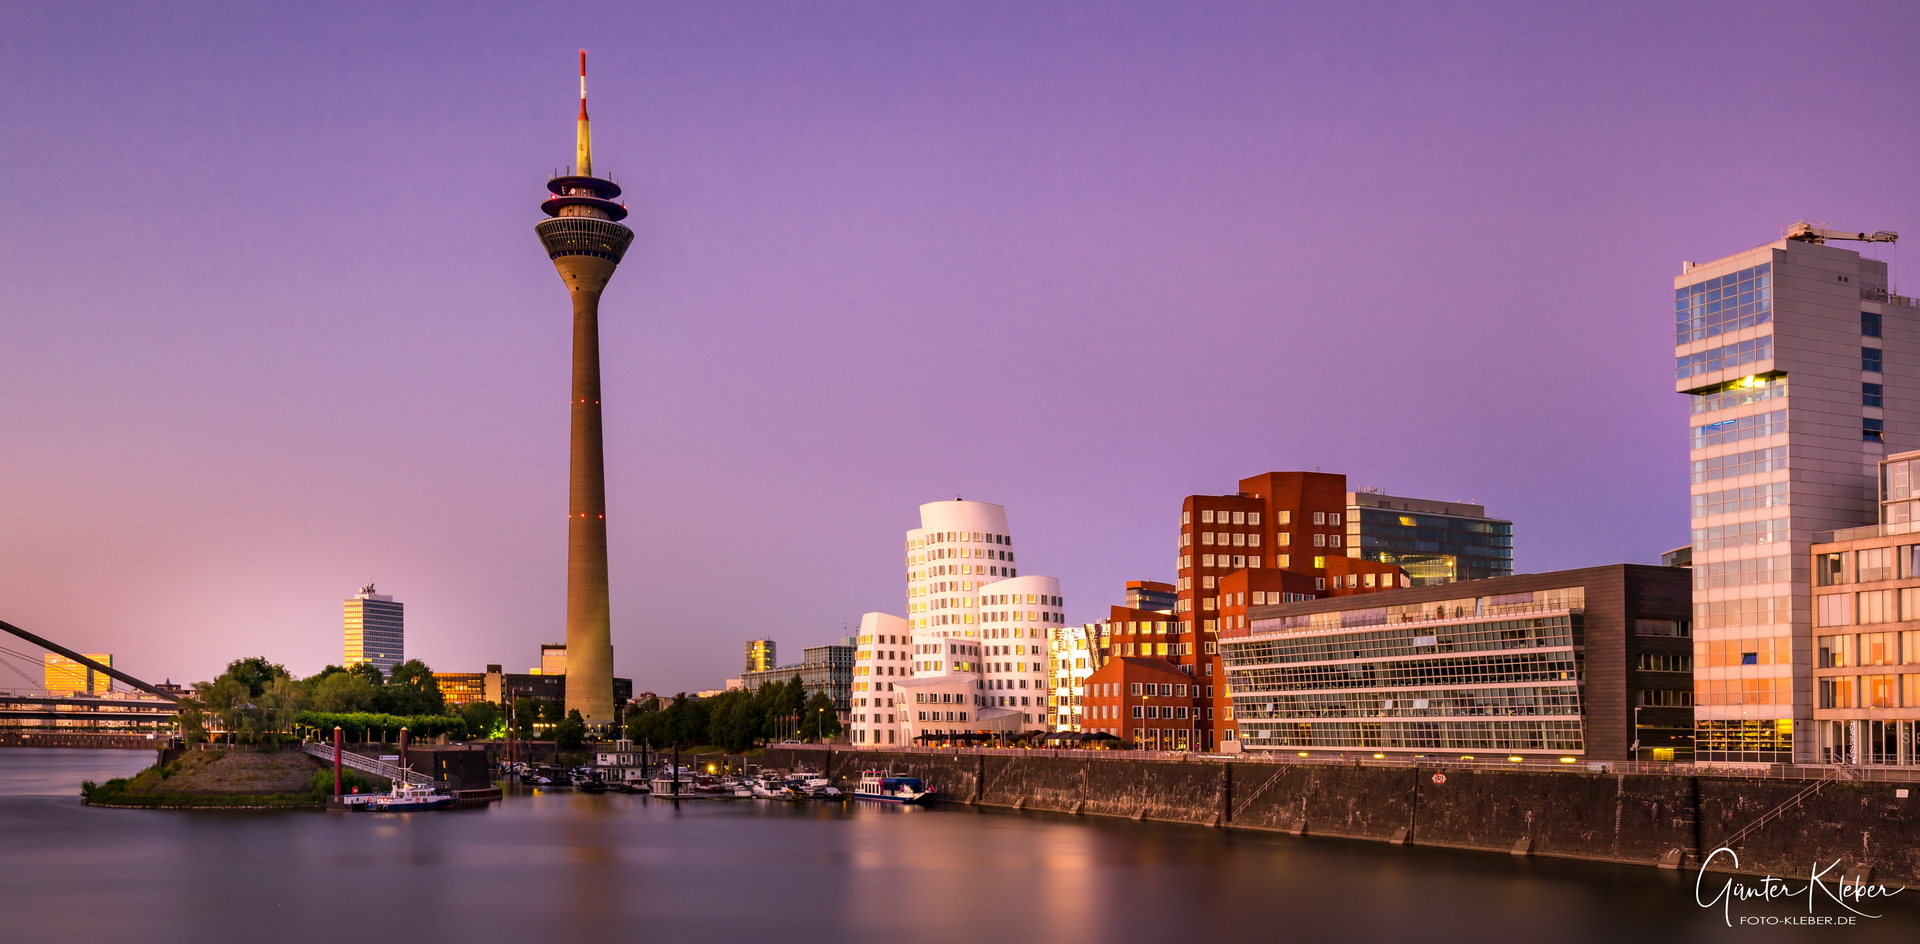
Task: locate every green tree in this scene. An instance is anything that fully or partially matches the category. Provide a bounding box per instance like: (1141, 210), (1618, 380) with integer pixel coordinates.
(511, 697), (545, 737)
(382, 659), (445, 716)
(629, 694), (668, 744)
(310, 672), (377, 712)
(347, 662), (386, 687)
(797, 692), (841, 742)
(706, 689), (763, 752)
(554, 709), (588, 750)
(223, 657), (289, 698)
(459, 700), (503, 739)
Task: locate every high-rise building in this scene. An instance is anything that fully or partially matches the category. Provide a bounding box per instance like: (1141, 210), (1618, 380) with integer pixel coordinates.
(43, 653), (112, 695)
(344, 584), (404, 673)
(1345, 491), (1513, 585)
(1675, 231), (1914, 763)
(541, 644), (568, 677)
(536, 52), (633, 726)
(1174, 472), (1406, 750)
(745, 639), (777, 674)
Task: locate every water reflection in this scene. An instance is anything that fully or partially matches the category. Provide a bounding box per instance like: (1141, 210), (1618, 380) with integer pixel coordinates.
(0, 749), (1913, 943)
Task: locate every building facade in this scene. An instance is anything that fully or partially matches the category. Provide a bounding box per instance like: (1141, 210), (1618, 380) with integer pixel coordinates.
(1809, 449), (1920, 764)
(1081, 657), (1202, 750)
(540, 644), (568, 677)
(745, 639), (777, 674)
(851, 499), (1064, 745)
(1676, 235), (1917, 763)
(1223, 565), (1694, 761)
(434, 672), (487, 708)
(343, 584), (404, 673)
(42, 653), (112, 696)
(1046, 621), (1107, 731)
(1346, 492), (1514, 585)
(1174, 472), (1410, 750)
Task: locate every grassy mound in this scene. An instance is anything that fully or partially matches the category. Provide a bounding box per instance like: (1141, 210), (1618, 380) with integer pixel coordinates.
(81, 750), (382, 810)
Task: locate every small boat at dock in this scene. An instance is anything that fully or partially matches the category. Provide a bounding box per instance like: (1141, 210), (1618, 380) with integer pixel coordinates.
(853, 770), (935, 805)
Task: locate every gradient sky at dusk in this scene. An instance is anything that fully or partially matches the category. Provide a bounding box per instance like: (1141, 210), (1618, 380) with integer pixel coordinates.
(2, 1), (1917, 693)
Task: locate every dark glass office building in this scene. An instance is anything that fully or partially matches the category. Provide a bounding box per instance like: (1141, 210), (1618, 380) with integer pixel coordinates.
(1346, 493), (1513, 586)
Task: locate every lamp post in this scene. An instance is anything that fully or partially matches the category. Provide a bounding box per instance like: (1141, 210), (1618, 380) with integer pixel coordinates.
(1631, 704), (1644, 760)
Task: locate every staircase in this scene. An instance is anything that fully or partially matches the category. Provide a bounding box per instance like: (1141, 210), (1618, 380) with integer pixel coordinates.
(301, 741), (441, 787)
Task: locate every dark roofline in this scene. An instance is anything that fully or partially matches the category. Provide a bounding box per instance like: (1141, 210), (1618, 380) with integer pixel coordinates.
(1244, 563), (1681, 621)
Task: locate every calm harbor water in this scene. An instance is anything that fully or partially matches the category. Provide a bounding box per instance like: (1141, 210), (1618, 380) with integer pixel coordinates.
(1, 748), (1912, 943)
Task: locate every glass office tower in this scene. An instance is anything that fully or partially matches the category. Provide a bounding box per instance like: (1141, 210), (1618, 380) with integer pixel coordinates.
(1676, 235), (1915, 763)
(1346, 493), (1514, 586)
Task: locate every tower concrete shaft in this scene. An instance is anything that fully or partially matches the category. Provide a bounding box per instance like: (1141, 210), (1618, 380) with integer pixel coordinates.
(536, 51), (633, 727)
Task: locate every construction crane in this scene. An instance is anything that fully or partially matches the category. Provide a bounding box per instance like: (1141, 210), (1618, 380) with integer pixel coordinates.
(1785, 222), (1898, 245)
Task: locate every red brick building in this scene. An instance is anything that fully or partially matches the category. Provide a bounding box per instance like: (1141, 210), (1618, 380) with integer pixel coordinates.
(1174, 471), (1406, 749)
(1081, 657), (1201, 750)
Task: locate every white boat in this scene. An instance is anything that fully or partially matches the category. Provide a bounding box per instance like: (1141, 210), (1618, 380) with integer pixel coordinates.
(852, 770), (935, 804)
(365, 781), (455, 812)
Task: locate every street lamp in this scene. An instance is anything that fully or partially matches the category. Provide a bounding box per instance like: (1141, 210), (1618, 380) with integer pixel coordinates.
(1631, 704), (1644, 759)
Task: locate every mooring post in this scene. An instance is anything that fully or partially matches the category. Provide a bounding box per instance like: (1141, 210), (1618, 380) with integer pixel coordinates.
(333, 726), (343, 796)
(399, 727), (409, 776)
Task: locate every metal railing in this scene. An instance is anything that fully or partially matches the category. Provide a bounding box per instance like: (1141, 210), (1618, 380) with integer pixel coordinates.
(300, 741), (440, 787)
(1816, 520), (1920, 543)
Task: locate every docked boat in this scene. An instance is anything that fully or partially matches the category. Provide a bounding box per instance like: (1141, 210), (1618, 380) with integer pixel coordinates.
(650, 776), (696, 798)
(853, 771), (935, 804)
(365, 781), (456, 812)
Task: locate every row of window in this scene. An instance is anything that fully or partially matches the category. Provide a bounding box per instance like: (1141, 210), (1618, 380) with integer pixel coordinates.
(1198, 531), (1265, 547)
(1693, 555), (1790, 590)
(911, 530), (1011, 549)
(1675, 262), (1772, 344)
(1229, 652), (1580, 693)
(1817, 545), (1913, 585)
(1702, 636), (1790, 667)
(1235, 685), (1582, 721)
(1819, 631), (1920, 667)
(1695, 677), (1791, 706)
(1636, 653), (1692, 672)
(1677, 336), (1771, 380)
(1818, 675), (1920, 709)
(1239, 719), (1584, 752)
(1191, 509), (1275, 525)
(1690, 374), (1786, 416)
(1691, 410), (1786, 449)
(1691, 445), (1787, 484)
(1223, 618), (1576, 668)
(1691, 517), (1788, 551)
(1815, 589), (1920, 627)
(911, 546), (1013, 566)
(1691, 481), (1789, 519)
(1695, 596), (1791, 629)
(1638, 689), (1694, 707)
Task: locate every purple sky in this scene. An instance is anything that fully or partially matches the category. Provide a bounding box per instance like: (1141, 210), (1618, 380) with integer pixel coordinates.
(2, 1), (1916, 694)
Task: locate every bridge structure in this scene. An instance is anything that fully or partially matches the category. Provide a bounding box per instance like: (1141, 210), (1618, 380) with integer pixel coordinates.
(0, 617), (183, 735)
(299, 740), (441, 787)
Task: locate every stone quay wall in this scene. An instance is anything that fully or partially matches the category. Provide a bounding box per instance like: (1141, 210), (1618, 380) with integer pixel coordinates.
(764, 746), (1920, 885)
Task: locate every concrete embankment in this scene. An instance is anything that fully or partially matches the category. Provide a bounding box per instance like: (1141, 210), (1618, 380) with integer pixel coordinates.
(765, 747), (1920, 885)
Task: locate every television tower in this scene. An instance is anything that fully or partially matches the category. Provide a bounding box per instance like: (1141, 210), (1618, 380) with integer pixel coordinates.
(536, 50), (631, 727)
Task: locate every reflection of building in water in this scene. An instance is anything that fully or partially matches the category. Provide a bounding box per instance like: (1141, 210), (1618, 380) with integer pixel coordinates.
(1346, 492), (1513, 586)
(43, 653), (113, 695)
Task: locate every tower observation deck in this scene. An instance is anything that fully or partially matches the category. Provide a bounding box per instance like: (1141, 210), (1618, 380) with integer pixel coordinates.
(535, 51), (631, 726)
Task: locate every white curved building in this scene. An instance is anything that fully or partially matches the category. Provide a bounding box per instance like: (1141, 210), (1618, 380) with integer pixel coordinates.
(850, 499), (1066, 745)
